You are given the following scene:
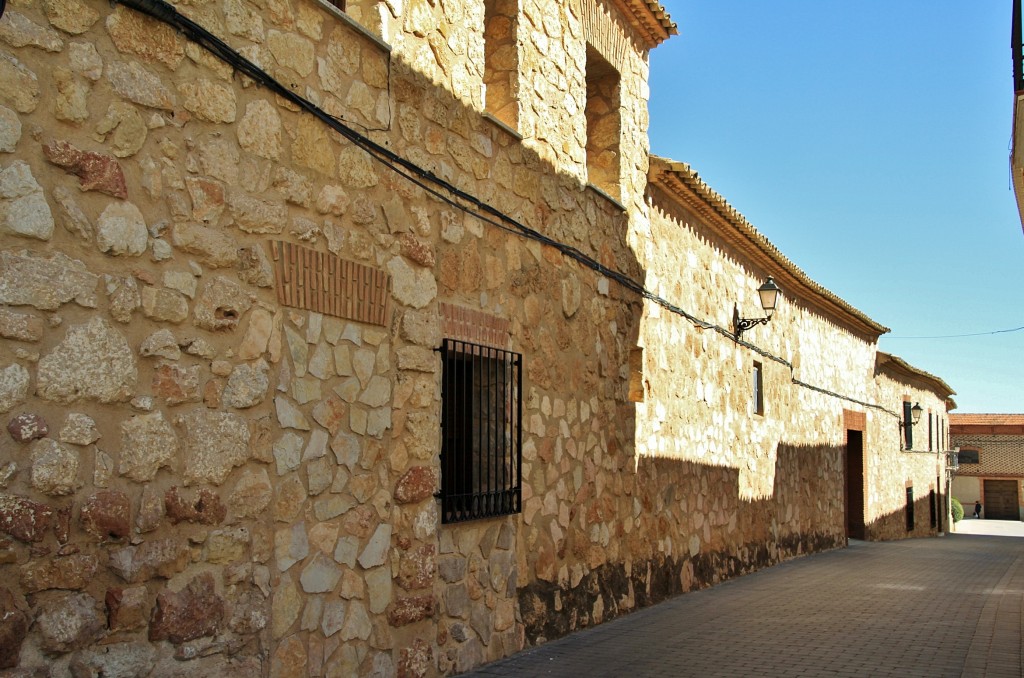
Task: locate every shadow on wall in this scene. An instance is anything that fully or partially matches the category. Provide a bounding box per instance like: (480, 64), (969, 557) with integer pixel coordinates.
(517, 442), (847, 645)
(864, 492), (945, 541)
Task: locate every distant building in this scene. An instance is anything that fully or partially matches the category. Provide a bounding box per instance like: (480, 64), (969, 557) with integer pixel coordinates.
(950, 414), (1024, 520)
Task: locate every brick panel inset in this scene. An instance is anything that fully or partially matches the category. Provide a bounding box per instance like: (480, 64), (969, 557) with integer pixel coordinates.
(440, 302), (511, 349)
(271, 241), (390, 326)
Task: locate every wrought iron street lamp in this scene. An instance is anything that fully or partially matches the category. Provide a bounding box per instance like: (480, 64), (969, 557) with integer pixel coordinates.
(734, 277), (781, 339)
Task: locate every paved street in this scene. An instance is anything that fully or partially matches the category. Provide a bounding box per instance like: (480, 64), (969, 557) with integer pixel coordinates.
(460, 521), (1024, 677)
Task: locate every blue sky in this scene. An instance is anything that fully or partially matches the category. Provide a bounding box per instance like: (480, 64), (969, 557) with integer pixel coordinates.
(647, 1), (1024, 414)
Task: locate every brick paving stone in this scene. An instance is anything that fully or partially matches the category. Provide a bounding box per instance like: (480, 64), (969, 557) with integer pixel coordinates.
(457, 527), (1024, 678)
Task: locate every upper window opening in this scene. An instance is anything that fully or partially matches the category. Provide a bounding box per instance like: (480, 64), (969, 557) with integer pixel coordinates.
(753, 361), (764, 416)
(483, 0), (519, 129)
(585, 45), (621, 199)
(440, 338), (522, 523)
(903, 401), (914, 450)
(958, 449), (980, 465)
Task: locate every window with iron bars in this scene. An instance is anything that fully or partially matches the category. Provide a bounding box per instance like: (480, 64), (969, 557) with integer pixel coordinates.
(439, 338), (522, 524)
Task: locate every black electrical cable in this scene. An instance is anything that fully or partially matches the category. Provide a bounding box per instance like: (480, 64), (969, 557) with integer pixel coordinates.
(113, 0), (896, 418)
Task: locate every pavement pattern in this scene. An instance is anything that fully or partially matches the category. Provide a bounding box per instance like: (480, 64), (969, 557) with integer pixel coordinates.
(459, 520), (1024, 678)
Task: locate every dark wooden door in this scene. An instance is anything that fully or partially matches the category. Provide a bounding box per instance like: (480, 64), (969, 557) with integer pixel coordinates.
(983, 480), (1020, 521)
(846, 431), (865, 539)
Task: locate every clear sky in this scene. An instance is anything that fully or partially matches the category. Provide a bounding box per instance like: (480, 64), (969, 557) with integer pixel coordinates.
(647, 1), (1024, 414)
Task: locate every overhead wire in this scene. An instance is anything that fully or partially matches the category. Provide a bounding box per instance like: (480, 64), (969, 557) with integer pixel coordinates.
(113, 0), (898, 419)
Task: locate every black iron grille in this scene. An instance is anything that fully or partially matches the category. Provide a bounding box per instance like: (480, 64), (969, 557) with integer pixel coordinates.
(440, 338), (522, 524)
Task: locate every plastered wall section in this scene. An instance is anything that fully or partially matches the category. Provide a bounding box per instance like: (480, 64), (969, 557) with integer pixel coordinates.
(0, 0), (649, 675)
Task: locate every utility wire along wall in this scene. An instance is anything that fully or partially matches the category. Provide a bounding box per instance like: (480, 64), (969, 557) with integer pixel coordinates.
(112, 0), (899, 421)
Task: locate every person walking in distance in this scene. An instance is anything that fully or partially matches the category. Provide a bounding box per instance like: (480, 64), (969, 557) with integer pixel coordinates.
(974, 501), (982, 519)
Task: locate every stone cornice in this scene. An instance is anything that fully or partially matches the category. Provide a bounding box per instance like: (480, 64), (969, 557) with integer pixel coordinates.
(648, 156), (890, 341)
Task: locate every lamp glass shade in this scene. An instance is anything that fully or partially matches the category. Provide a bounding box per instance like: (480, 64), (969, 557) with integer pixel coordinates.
(757, 277), (781, 314)
(911, 403), (923, 424)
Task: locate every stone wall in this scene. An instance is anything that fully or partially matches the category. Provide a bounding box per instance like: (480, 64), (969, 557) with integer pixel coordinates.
(0, 0), (660, 673)
(865, 372), (949, 540)
(0, 0), (953, 675)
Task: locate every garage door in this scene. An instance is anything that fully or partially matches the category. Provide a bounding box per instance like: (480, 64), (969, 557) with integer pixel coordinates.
(983, 480), (1020, 521)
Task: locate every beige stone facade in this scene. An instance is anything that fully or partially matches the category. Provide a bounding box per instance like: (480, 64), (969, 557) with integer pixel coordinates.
(0, 0), (953, 675)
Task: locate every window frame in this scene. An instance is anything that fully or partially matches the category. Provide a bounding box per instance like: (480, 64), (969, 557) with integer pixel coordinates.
(439, 338), (523, 524)
(753, 360), (764, 416)
(957, 448), (980, 465)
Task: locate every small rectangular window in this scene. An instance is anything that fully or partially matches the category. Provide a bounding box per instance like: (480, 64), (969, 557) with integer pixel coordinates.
(753, 361), (764, 415)
(958, 449), (980, 464)
(440, 338), (522, 523)
(928, 413), (933, 451)
(906, 486), (915, 531)
(903, 401), (914, 450)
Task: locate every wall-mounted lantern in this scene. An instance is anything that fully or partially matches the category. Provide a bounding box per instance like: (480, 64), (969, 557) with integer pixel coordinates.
(733, 277), (781, 339)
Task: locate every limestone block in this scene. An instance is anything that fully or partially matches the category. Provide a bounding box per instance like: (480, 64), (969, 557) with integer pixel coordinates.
(30, 438), (79, 495)
(238, 99), (281, 160)
(0, 106), (21, 153)
(68, 41), (103, 80)
(36, 317), (136, 403)
(141, 286), (188, 323)
(170, 222), (240, 268)
(228, 191), (286, 234)
(179, 79), (236, 123)
(108, 538), (190, 583)
(60, 413), (100, 445)
(0, 11), (63, 51)
(193, 277), (253, 331)
(267, 30), (315, 77)
(119, 411), (177, 481)
(0, 52), (39, 113)
(387, 256), (437, 309)
(0, 160), (54, 240)
(223, 359), (270, 409)
(0, 363), (29, 413)
(229, 467), (273, 519)
(106, 6), (184, 70)
(70, 641), (157, 677)
(224, 0), (265, 41)
(53, 185), (93, 240)
(97, 201), (148, 256)
(106, 61), (176, 110)
(237, 243), (274, 288)
(95, 102), (148, 158)
(105, 273), (141, 322)
(54, 67), (89, 122)
(45, 0), (100, 33)
(177, 409), (251, 485)
(35, 592), (104, 652)
(140, 329), (181, 360)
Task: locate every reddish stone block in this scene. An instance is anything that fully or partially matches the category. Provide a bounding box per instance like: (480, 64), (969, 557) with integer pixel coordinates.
(20, 553), (99, 593)
(42, 139), (128, 199)
(0, 587), (28, 669)
(395, 467), (437, 504)
(386, 595), (436, 627)
(80, 490), (131, 541)
(0, 494), (54, 543)
(149, 573), (224, 644)
(165, 487), (226, 525)
(6, 413), (48, 443)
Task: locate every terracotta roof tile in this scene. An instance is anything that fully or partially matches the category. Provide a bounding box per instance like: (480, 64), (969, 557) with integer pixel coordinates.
(949, 414), (1024, 426)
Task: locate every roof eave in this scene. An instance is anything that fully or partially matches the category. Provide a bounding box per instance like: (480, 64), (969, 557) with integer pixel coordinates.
(648, 156), (890, 340)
